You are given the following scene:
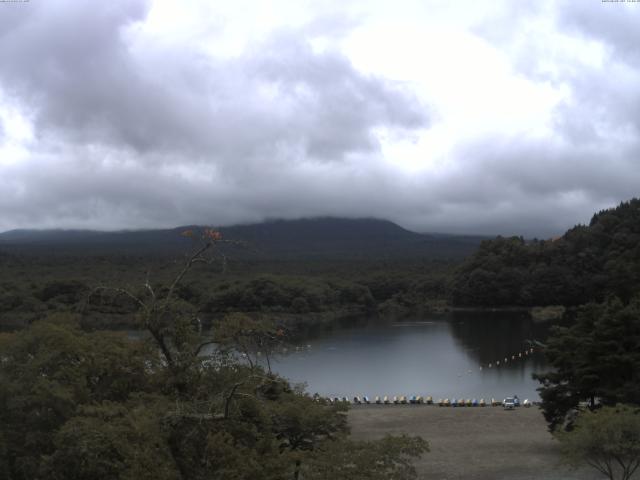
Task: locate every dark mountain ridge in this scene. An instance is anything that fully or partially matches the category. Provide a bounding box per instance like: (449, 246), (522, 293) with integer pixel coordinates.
(0, 217), (486, 260)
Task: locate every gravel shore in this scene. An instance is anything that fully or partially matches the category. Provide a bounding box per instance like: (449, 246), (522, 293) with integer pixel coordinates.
(347, 404), (602, 480)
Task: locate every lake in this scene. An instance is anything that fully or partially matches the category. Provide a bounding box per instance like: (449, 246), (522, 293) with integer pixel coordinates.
(267, 311), (550, 401)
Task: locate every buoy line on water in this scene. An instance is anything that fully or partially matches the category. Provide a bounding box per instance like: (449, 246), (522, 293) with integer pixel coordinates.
(479, 346), (536, 371)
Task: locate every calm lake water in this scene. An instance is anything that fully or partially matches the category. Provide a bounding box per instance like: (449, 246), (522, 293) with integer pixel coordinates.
(268, 311), (549, 401)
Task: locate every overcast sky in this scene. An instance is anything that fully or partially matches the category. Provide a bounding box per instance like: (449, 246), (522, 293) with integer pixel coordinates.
(0, 0), (638, 236)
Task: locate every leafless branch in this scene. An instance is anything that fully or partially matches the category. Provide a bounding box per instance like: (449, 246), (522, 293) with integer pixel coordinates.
(165, 242), (212, 305)
(195, 339), (217, 356)
(224, 382), (244, 419)
(144, 270), (156, 301)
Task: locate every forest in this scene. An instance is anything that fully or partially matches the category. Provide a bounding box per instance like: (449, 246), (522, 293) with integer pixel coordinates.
(0, 232), (430, 479)
(452, 198), (640, 307)
(1, 200), (640, 479)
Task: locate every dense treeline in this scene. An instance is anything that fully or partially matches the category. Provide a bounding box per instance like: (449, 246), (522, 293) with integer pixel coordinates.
(0, 253), (454, 331)
(452, 199), (640, 307)
(534, 297), (640, 431)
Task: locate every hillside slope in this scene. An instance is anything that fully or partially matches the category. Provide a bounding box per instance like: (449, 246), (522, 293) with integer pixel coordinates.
(452, 198), (640, 306)
(0, 217), (485, 260)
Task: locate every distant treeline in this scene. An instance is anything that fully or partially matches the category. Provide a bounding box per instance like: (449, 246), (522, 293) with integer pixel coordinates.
(452, 198), (640, 307)
(0, 253), (454, 330)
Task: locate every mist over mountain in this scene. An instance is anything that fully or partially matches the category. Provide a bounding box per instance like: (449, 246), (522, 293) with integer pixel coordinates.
(0, 217), (485, 259)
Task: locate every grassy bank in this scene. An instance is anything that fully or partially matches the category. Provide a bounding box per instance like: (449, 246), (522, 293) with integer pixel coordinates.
(348, 405), (600, 480)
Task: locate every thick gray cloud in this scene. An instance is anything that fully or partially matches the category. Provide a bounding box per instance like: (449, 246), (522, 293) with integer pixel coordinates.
(0, 0), (425, 162)
(0, 1), (638, 237)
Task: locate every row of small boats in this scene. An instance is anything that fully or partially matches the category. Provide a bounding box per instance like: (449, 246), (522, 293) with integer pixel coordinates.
(324, 395), (533, 407)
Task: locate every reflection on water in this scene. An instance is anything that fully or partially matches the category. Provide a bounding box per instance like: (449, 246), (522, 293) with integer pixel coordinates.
(269, 312), (549, 400)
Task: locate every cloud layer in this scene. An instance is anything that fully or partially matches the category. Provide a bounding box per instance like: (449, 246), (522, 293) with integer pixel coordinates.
(0, 0), (638, 237)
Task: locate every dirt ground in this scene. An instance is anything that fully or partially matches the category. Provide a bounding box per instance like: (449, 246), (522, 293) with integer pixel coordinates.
(347, 404), (603, 480)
